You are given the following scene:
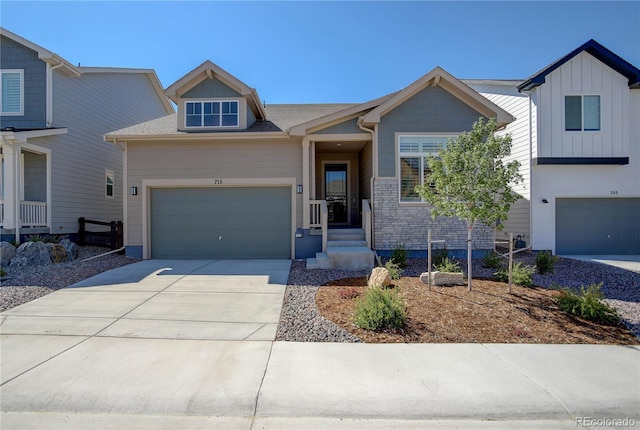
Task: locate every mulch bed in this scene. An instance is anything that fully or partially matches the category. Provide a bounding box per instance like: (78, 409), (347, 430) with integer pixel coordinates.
(316, 277), (638, 344)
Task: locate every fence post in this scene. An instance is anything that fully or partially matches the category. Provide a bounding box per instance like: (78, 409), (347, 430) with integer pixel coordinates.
(509, 232), (513, 294)
(78, 217), (86, 246)
(117, 221), (123, 249)
(427, 229), (432, 291)
(109, 221), (117, 250)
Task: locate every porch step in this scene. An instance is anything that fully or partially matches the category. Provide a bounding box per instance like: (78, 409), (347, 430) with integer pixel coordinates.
(306, 252), (330, 270)
(306, 228), (374, 271)
(327, 240), (368, 248)
(327, 228), (366, 241)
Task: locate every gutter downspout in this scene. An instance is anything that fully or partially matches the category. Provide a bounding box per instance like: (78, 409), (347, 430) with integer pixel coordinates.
(357, 118), (376, 250)
(47, 60), (65, 127)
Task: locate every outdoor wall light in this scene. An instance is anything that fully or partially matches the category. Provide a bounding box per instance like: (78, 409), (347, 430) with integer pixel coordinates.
(542, 198), (549, 204)
(296, 184), (303, 194)
(130, 186), (138, 196)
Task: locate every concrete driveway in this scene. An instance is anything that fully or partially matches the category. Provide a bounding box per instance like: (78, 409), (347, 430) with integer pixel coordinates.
(1, 259), (639, 429)
(561, 255), (640, 272)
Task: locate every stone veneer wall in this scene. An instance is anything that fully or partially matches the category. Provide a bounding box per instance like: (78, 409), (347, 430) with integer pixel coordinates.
(373, 179), (494, 251)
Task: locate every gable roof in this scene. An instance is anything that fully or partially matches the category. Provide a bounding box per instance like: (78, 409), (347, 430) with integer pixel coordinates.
(518, 39), (640, 92)
(360, 66), (515, 127)
(165, 60), (267, 120)
(0, 27), (81, 77)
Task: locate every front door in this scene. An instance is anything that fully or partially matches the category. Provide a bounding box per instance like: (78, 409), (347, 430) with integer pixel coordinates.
(325, 163), (348, 225)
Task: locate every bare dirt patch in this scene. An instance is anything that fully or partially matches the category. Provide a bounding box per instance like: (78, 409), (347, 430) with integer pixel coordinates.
(316, 277), (638, 344)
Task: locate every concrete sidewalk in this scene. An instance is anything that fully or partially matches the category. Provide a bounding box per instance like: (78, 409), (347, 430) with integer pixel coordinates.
(1, 260), (639, 429)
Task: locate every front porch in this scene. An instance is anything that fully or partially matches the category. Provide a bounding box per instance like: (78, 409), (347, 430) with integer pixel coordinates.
(300, 135), (376, 270)
(0, 141), (51, 239)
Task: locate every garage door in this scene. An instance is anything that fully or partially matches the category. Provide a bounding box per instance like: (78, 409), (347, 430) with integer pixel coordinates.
(150, 187), (291, 259)
(556, 198), (640, 254)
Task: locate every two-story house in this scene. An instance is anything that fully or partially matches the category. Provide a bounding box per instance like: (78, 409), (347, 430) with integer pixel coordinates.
(0, 28), (174, 243)
(469, 40), (640, 255)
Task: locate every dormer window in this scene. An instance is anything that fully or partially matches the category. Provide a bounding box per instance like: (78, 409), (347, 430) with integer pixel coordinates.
(185, 100), (239, 128)
(565, 95), (600, 131)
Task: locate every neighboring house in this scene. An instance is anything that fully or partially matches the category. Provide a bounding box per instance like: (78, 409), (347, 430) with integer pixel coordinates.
(105, 60), (513, 269)
(468, 40), (640, 255)
(0, 28), (174, 243)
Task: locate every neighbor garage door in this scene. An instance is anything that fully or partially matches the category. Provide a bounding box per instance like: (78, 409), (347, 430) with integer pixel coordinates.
(556, 198), (640, 254)
(150, 187), (291, 259)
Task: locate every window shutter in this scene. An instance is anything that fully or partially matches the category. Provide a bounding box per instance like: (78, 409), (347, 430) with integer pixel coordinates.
(1, 72), (22, 113)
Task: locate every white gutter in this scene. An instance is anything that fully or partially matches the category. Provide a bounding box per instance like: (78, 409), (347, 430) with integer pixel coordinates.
(46, 60), (66, 127)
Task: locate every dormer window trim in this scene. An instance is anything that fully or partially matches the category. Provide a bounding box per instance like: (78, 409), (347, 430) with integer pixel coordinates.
(184, 99), (239, 129)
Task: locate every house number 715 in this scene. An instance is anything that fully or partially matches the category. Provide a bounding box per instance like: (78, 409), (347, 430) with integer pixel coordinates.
(214, 179), (223, 185)
(610, 191), (618, 195)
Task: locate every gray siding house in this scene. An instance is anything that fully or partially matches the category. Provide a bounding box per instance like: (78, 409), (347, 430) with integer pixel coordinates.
(0, 28), (174, 242)
(106, 61), (513, 269)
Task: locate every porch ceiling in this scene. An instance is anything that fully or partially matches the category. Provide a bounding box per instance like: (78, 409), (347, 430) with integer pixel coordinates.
(315, 140), (368, 153)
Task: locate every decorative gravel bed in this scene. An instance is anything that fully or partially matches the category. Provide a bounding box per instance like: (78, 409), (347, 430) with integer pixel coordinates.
(276, 255), (640, 342)
(0, 247), (139, 312)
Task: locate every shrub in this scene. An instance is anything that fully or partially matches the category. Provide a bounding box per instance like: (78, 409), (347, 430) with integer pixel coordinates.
(431, 246), (449, 268)
(434, 257), (462, 273)
(390, 245), (408, 268)
(354, 287), (406, 331)
(495, 262), (535, 287)
(482, 251), (504, 269)
(556, 283), (619, 323)
(337, 287), (361, 300)
(535, 251), (559, 275)
(0, 267), (6, 277)
(384, 259), (403, 280)
(26, 235), (44, 242)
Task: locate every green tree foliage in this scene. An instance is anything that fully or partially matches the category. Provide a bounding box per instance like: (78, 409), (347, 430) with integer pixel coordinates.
(416, 118), (523, 290)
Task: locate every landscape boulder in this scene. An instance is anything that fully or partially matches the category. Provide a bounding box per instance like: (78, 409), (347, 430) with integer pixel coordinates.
(420, 271), (465, 286)
(368, 267), (392, 288)
(60, 239), (79, 261)
(47, 243), (68, 264)
(0, 241), (16, 267)
(9, 241), (52, 269)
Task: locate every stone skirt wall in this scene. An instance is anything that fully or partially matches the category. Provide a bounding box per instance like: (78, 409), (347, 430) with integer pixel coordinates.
(373, 179), (494, 252)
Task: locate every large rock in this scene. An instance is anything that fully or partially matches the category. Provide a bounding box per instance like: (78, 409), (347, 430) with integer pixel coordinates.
(1, 241), (16, 267)
(9, 241), (52, 269)
(60, 239), (79, 261)
(420, 271), (465, 286)
(368, 267), (392, 288)
(47, 243), (68, 264)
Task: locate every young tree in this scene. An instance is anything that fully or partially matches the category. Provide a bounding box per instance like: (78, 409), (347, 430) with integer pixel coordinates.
(416, 118), (522, 291)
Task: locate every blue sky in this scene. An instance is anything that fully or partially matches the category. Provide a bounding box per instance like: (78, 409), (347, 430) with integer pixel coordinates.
(2, 1), (639, 103)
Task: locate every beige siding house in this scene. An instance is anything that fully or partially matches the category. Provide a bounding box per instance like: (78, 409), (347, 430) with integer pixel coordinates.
(106, 61), (513, 268)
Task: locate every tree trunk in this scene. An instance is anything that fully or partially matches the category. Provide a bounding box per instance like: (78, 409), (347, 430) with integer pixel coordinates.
(467, 223), (473, 291)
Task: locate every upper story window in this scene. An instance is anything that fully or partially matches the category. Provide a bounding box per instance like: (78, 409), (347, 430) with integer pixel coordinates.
(185, 100), (239, 128)
(1, 70), (24, 115)
(565, 95), (600, 131)
(398, 135), (453, 203)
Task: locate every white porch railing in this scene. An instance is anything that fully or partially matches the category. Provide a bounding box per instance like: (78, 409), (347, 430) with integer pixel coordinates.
(20, 201), (47, 227)
(310, 199), (328, 252)
(362, 199), (372, 249)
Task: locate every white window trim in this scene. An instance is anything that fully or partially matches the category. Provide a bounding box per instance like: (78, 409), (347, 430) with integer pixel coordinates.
(1, 69), (25, 116)
(184, 99), (240, 129)
(397, 133), (458, 204)
(105, 169), (115, 199)
(563, 94), (602, 133)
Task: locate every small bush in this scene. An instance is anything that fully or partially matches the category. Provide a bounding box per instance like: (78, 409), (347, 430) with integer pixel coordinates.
(434, 257), (462, 273)
(390, 245), (408, 268)
(0, 267), (7, 277)
(354, 287), (406, 331)
(495, 262), (535, 287)
(431, 246), (448, 268)
(482, 251), (504, 269)
(535, 251), (559, 275)
(337, 287), (361, 300)
(556, 283), (619, 323)
(384, 259), (403, 280)
(26, 235), (44, 242)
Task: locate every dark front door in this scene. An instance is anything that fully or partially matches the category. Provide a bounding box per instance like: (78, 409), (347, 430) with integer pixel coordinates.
(325, 163), (348, 225)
